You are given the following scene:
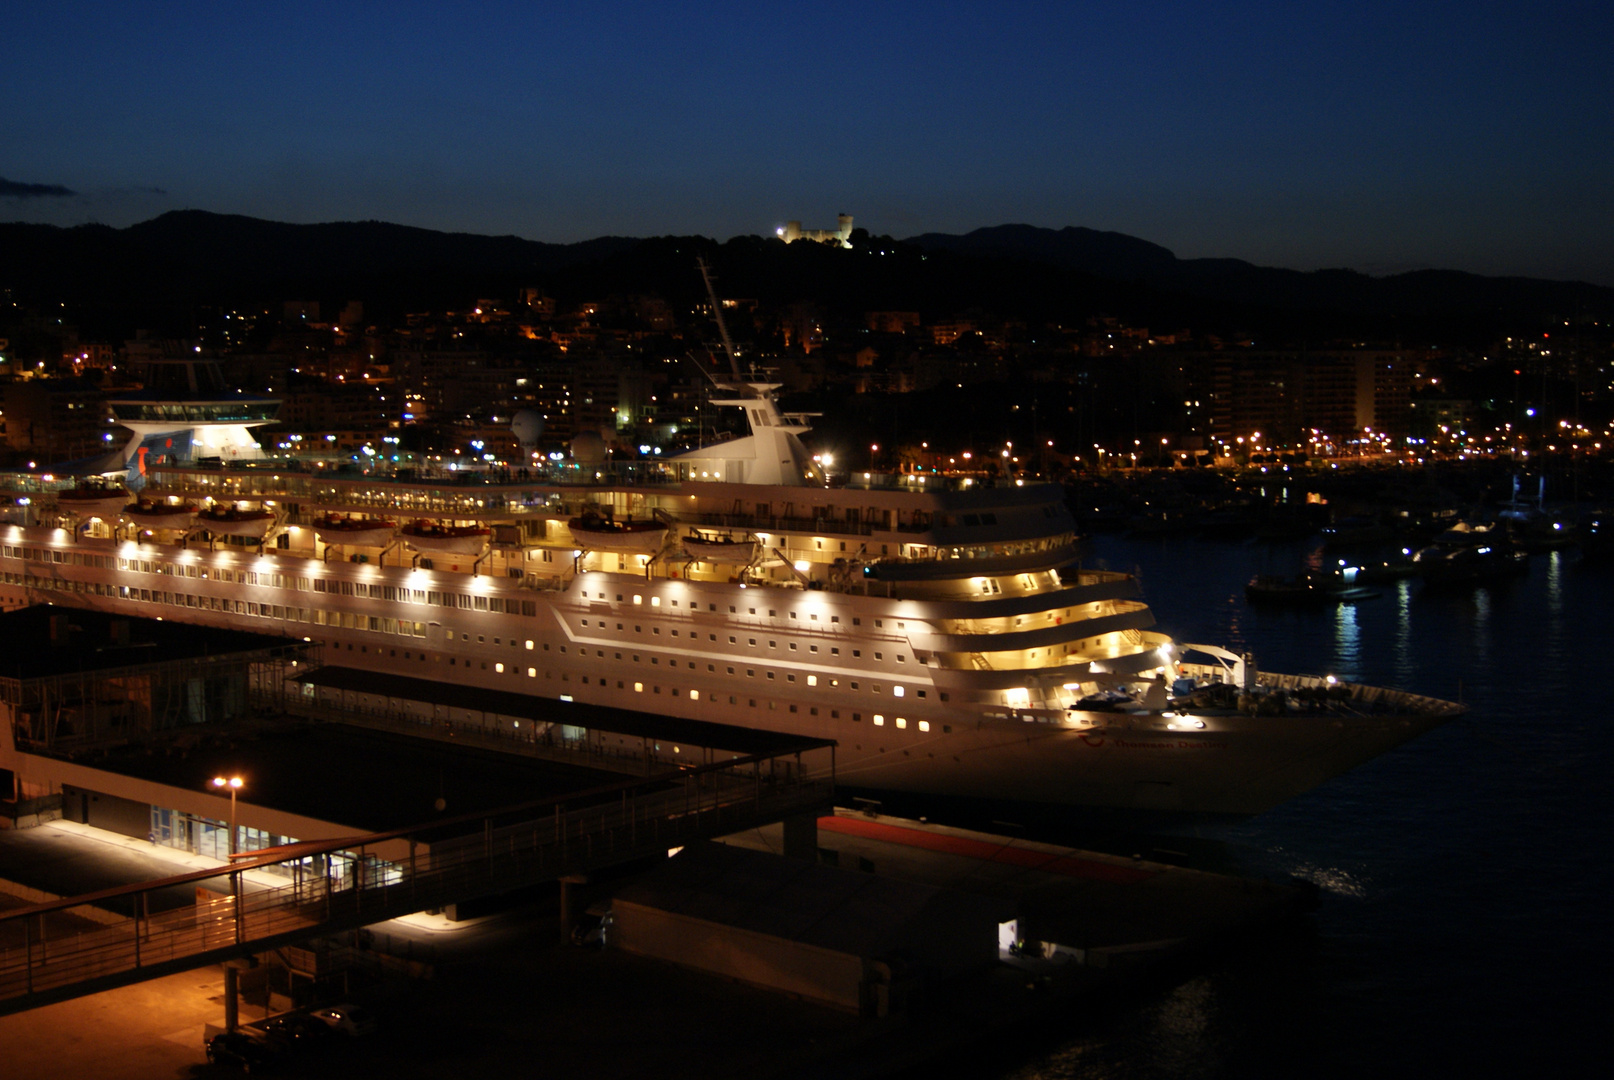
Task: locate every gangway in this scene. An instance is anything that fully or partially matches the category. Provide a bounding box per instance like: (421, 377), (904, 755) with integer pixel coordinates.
(0, 739), (833, 1015)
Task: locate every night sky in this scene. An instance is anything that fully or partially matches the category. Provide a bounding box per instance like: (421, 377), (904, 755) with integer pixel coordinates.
(5, 2), (1611, 284)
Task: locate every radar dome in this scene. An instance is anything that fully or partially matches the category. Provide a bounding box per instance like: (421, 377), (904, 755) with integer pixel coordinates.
(570, 431), (607, 464)
(510, 410), (544, 447)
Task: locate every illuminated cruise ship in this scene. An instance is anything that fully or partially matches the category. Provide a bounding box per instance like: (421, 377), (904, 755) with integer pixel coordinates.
(0, 360), (1463, 819)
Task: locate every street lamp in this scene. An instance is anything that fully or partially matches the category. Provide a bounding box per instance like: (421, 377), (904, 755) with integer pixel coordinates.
(212, 776), (243, 856)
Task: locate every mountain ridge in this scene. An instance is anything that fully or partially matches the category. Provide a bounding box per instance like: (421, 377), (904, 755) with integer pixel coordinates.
(3, 211), (1609, 339)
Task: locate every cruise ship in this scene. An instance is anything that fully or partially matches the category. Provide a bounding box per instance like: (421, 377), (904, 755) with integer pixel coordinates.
(0, 354), (1464, 821)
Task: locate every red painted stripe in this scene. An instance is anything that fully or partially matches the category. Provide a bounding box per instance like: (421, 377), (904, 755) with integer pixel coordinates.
(819, 816), (1156, 885)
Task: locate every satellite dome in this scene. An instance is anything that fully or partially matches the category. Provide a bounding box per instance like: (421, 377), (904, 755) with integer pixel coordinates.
(570, 431), (607, 464)
(510, 410), (544, 447)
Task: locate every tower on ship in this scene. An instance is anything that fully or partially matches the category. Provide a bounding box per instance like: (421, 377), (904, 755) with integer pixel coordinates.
(105, 357), (280, 482)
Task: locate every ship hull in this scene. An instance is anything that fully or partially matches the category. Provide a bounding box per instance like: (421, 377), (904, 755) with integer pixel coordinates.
(0, 533), (1462, 820)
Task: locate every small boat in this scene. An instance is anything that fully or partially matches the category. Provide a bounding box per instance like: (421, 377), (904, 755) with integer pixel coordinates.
(568, 511), (667, 554)
(401, 520), (490, 555)
(1246, 568), (1380, 605)
(1579, 511), (1613, 560)
(681, 531), (760, 565)
(54, 483), (132, 520)
(1353, 552), (1422, 583)
(314, 514), (397, 548)
(1413, 542), (1528, 586)
(1322, 515), (1393, 549)
(197, 504), (278, 539)
(123, 497), (200, 530)
(1432, 520), (1504, 547)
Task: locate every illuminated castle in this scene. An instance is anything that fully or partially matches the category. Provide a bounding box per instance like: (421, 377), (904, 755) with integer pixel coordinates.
(778, 213), (853, 248)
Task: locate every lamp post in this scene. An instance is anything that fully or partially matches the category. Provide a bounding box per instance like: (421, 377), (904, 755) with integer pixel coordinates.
(212, 776), (243, 856)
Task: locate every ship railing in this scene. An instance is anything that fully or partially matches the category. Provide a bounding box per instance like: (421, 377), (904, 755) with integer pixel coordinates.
(153, 458), (685, 490)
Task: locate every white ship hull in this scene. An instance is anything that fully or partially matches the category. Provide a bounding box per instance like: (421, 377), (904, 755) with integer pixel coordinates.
(0, 534), (1463, 820)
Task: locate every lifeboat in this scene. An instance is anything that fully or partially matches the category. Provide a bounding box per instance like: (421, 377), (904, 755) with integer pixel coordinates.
(567, 511), (668, 554)
(54, 483), (132, 520)
(123, 496), (200, 530)
(315, 514), (397, 548)
(681, 531), (759, 565)
(197, 504), (278, 538)
(401, 520), (490, 555)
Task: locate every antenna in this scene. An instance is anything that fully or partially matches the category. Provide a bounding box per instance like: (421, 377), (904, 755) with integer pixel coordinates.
(696, 257), (744, 380)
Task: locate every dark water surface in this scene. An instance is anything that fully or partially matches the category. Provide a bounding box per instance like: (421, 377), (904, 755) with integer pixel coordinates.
(1002, 534), (1612, 1080)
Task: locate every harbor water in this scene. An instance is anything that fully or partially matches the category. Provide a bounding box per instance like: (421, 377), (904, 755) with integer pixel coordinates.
(1001, 531), (1611, 1079)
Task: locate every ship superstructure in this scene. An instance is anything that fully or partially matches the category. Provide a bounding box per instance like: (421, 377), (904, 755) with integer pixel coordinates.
(0, 381), (1463, 818)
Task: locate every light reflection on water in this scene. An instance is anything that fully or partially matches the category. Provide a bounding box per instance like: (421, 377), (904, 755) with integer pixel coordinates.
(1031, 534), (1609, 1080)
(1390, 579), (1415, 684)
(1329, 602), (1359, 676)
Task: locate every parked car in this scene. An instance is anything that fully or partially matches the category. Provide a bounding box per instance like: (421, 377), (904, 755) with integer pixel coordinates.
(262, 1011), (336, 1048)
(205, 1030), (280, 1072)
(310, 1003), (377, 1036)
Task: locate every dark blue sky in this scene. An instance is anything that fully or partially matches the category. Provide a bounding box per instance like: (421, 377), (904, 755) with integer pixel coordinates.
(5, 1), (1612, 284)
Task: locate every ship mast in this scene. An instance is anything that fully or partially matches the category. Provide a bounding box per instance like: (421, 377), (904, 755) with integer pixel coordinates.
(697, 257), (744, 381)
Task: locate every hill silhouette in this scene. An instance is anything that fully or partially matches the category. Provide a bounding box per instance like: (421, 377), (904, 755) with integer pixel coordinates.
(3, 211), (1609, 341)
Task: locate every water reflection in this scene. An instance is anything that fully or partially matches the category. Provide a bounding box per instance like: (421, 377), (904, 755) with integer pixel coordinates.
(1391, 580), (1415, 683)
(1541, 552), (1567, 684)
(1330, 602), (1360, 676)
(1469, 588), (1490, 667)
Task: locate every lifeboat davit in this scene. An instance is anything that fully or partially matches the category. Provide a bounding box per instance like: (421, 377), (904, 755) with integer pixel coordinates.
(681, 531), (759, 565)
(568, 511), (668, 554)
(315, 514), (397, 548)
(197, 505), (278, 538)
(401, 521), (490, 555)
(123, 495), (200, 530)
(55, 484), (132, 520)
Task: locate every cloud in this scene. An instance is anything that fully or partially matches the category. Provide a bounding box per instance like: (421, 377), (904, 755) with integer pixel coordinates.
(0, 176), (77, 198)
